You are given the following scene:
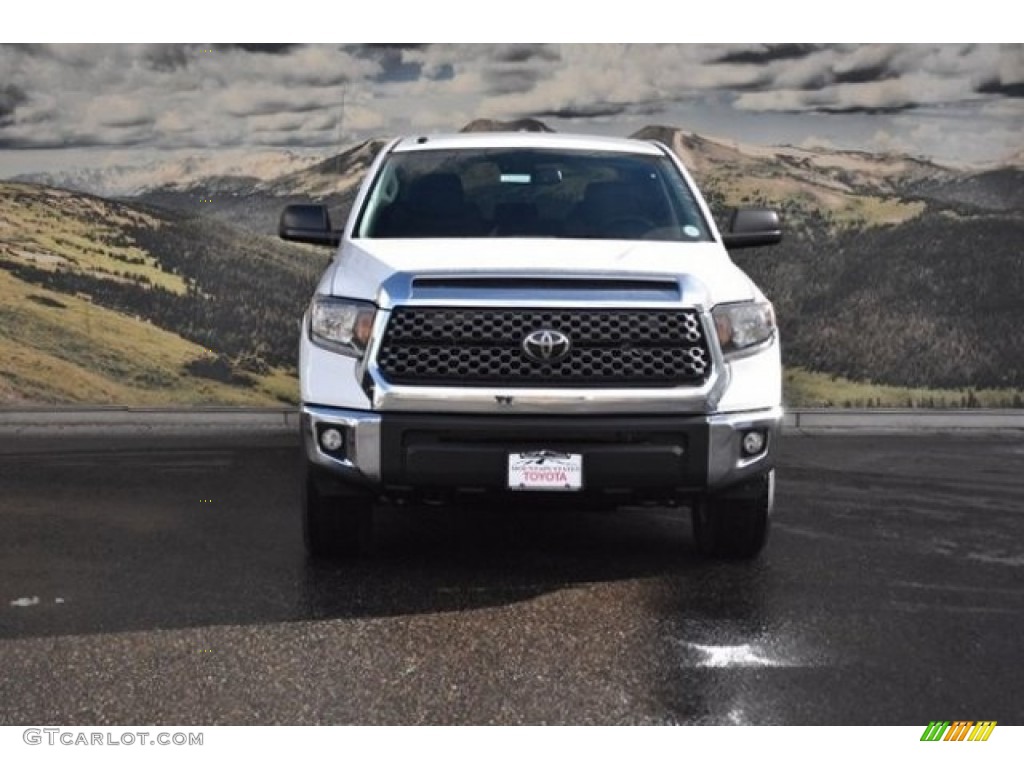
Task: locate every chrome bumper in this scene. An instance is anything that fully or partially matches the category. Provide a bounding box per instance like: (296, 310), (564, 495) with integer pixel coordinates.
(705, 405), (783, 489)
(302, 403), (782, 492)
(302, 406), (383, 484)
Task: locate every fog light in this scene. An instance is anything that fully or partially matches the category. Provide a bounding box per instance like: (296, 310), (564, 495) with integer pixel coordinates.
(320, 427), (344, 453)
(741, 430), (766, 457)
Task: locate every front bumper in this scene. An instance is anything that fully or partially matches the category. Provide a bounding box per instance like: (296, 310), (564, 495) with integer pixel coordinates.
(302, 404), (782, 497)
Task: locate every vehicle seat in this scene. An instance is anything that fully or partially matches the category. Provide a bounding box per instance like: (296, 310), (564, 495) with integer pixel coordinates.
(379, 172), (484, 237)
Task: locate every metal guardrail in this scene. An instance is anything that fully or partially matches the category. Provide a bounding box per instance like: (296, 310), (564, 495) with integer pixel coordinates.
(1, 407), (1023, 435)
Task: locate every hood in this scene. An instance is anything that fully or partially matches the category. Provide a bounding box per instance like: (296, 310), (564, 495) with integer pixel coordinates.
(328, 238), (760, 308)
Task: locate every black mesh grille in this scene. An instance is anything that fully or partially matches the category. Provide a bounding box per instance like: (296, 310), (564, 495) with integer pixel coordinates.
(376, 307), (711, 387)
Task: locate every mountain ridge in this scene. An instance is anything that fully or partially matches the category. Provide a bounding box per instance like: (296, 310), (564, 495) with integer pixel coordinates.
(10, 122), (1016, 214)
(10, 149), (324, 198)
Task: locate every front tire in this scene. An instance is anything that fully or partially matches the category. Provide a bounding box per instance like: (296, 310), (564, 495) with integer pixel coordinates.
(692, 470), (774, 559)
(303, 469), (374, 559)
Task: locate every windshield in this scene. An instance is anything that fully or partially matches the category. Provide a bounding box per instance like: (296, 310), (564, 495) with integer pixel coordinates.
(354, 147), (712, 241)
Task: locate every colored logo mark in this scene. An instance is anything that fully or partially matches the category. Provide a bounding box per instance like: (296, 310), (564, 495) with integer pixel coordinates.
(920, 721), (996, 742)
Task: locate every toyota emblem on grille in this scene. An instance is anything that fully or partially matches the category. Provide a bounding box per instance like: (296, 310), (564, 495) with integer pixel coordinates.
(522, 329), (571, 363)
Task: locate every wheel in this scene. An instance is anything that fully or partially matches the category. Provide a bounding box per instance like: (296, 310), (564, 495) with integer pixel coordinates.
(303, 468), (374, 559)
(692, 470), (774, 559)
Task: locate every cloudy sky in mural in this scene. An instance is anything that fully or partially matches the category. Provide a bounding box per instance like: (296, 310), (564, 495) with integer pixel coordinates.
(0, 44), (1021, 175)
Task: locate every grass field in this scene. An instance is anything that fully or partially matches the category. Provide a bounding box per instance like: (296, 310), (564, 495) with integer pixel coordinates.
(784, 367), (1024, 409)
(0, 181), (308, 406)
(708, 173), (926, 228)
(0, 183), (187, 294)
(0, 268), (297, 406)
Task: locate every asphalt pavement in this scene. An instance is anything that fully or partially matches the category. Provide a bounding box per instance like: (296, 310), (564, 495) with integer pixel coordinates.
(0, 432), (1022, 724)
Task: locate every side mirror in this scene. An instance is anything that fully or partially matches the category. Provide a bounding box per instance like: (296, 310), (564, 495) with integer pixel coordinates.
(278, 204), (341, 247)
(722, 208), (782, 250)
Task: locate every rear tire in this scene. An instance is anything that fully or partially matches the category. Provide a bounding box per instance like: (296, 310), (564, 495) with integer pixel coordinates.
(692, 470), (773, 559)
(303, 469), (374, 560)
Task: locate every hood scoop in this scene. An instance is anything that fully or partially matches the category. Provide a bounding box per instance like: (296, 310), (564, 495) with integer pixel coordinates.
(409, 275), (683, 303)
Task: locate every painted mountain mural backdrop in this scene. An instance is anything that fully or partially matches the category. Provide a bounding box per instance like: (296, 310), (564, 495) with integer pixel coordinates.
(1, 44), (1021, 407)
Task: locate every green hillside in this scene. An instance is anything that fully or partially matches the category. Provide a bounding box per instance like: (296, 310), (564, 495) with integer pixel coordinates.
(783, 367), (1023, 410)
(0, 182), (319, 405)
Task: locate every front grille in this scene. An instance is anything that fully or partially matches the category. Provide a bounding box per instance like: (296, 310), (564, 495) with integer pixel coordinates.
(376, 307), (711, 387)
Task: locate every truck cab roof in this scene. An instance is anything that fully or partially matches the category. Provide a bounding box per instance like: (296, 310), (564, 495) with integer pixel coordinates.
(389, 132), (665, 156)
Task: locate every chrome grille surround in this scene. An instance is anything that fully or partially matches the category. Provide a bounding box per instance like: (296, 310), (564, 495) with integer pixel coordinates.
(376, 307), (711, 388)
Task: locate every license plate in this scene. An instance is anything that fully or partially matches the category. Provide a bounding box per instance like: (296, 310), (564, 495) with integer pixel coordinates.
(508, 451), (583, 491)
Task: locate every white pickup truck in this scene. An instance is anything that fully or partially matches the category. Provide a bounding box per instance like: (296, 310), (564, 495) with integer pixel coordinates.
(279, 132), (783, 560)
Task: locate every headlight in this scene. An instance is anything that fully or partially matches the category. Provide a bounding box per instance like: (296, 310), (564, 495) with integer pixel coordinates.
(712, 301), (775, 356)
(309, 296), (376, 358)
